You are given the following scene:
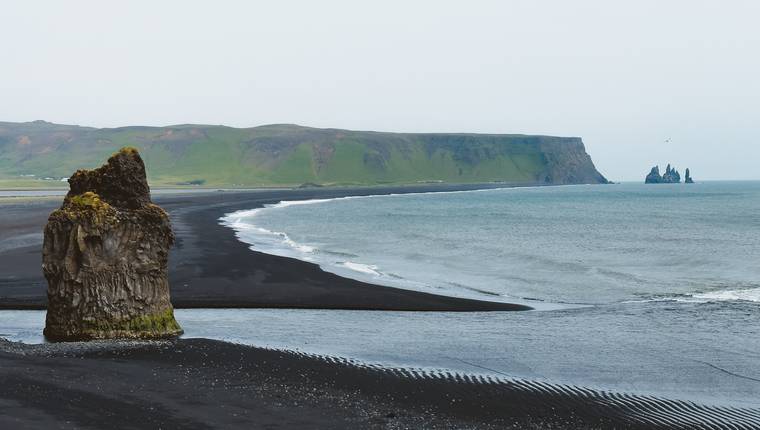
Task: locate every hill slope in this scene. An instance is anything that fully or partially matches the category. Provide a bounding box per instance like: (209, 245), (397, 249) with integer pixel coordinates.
(0, 121), (607, 187)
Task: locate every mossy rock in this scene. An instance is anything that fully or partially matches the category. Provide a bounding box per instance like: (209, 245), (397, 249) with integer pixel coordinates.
(113, 146), (139, 157)
(44, 308), (183, 341)
(43, 147), (181, 342)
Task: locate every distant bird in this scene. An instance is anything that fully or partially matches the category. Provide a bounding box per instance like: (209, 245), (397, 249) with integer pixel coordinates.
(664, 138), (672, 143)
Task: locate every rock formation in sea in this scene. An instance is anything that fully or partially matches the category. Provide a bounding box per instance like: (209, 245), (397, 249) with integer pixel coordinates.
(685, 168), (694, 183)
(645, 166), (663, 183)
(662, 164), (681, 183)
(645, 164), (682, 184)
(42, 147), (182, 340)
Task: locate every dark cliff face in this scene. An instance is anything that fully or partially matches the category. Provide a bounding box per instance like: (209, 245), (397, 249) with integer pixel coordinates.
(43, 147), (182, 341)
(535, 138), (608, 185)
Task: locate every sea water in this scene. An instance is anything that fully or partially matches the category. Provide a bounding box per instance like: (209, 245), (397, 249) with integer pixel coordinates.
(223, 182), (760, 307)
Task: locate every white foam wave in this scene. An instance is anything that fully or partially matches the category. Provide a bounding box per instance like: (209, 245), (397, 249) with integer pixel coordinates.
(627, 287), (760, 304)
(220, 208), (315, 256)
(217, 184), (587, 309)
(218, 188), (525, 265)
(275, 198), (342, 208)
(339, 261), (381, 276)
(691, 287), (760, 303)
(221, 204), (398, 285)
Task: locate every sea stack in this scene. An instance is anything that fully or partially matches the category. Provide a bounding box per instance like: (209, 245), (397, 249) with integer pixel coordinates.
(645, 164), (682, 184)
(645, 166), (663, 184)
(662, 164), (681, 183)
(685, 168), (694, 183)
(42, 147), (182, 340)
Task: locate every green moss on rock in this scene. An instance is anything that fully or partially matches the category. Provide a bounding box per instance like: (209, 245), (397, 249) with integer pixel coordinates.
(113, 146), (140, 157)
(117, 307), (182, 334)
(70, 191), (105, 208)
(49, 308), (184, 341)
(62, 191), (116, 225)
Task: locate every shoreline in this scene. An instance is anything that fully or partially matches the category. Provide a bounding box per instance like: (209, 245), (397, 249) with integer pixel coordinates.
(3, 184), (760, 428)
(217, 184), (557, 309)
(0, 183), (534, 311)
(2, 337), (757, 429)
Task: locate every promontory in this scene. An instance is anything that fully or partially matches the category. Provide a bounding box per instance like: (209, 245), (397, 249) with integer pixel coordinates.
(0, 121), (608, 187)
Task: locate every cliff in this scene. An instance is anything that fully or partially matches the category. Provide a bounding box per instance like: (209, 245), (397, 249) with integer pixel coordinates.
(42, 147), (182, 340)
(0, 121), (608, 187)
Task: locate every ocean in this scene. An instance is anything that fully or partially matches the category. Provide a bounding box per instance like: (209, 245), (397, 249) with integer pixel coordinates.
(223, 182), (760, 308)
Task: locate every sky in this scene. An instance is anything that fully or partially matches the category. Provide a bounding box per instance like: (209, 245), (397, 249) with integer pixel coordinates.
(1, 0), (758, 180)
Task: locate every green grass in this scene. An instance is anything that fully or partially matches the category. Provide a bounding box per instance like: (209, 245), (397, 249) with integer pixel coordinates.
(0, 179), (69, 189)
(0, 121), (603, 187)
(266, 143), (318, 184)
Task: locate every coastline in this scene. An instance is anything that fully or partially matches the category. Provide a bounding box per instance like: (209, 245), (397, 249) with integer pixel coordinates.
(2, 337), (757, 429)
(0, 183), (532, 311)
(3, 184), (760, 428)
(217, 184), (554, 307)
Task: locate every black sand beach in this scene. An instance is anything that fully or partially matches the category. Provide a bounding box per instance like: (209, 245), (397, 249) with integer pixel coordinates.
(0, 185), (528, 311)
(3, 337), (759, 430)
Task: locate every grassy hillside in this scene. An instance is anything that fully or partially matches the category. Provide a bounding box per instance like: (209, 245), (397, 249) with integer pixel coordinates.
(0, 121), (607, 188)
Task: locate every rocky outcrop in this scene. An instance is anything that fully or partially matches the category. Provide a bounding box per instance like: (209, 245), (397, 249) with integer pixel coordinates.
(42, 147), (182, 341)
(645, 166), (663, 183)
(645, 164), (682, 184)
(662, 164), (681, 183)
(685, 168), (694, 184)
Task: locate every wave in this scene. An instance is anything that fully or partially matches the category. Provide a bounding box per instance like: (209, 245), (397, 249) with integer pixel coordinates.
(219, 184), (752, 311)
(221, 208), (317, 256)
(220, 196), (368, 260)
(692, 287), (760, 303)
(221, 203), (397, 285)
(219, 183), (568, 258)
(219, 183), (560, 256)
(219, 194), (536, 306)
(339, 261), (381, 276)
(627, 286), (760, 304)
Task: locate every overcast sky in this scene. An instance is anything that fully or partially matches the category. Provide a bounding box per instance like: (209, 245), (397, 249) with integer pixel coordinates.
(2, 1), (758, 180)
